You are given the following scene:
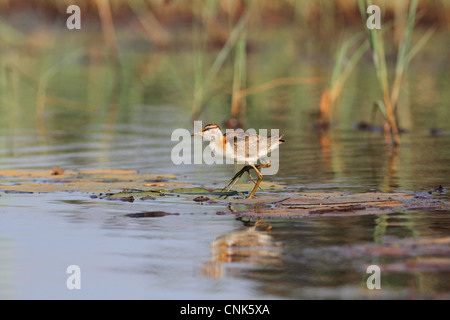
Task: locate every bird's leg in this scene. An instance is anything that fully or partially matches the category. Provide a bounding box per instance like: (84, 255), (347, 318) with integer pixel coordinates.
(246, 162), (271, 199)
(223, 162), (272, 197)
(221, 167), (247, 192)
(247, 165), (262, 199)
(247, 171), (257, 185)
(258, 161), (272, 169)
(230, 164), (264, 190)
(249, 161), (271, 189)
(221, 165), (252, 192)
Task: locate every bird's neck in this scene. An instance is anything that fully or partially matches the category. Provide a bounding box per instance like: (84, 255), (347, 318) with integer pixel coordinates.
(209, 132), (224, 153)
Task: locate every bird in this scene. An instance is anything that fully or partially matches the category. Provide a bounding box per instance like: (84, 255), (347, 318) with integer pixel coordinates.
(193, 123), (284, 199)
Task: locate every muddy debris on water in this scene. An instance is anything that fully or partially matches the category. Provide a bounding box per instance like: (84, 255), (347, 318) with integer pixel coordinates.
(193, 196), (210, 202)
(125, 211), (179, 218)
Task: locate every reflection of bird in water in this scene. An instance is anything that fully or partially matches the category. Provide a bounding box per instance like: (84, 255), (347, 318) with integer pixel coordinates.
(193, 123), (284, 198)
(202, 219), (282, 278)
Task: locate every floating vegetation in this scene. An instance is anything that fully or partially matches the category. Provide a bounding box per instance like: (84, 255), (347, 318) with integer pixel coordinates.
(211, 191), (450, 218)
(0, 169), (448, 219)
(0, 168), (186, 194)
(125, 211), (179, 218)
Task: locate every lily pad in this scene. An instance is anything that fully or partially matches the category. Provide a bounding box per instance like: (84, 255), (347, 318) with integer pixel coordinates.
(217, 192), (450, 218)
(231, 181), (285, 190)
(171, 187), (211, 194)
(1, 169), (448, 219)
(0, 169), (190, 194)
(103, 190), (165, 199)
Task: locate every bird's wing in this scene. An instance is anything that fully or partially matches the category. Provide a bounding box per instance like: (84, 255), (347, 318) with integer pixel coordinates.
(224, 132), (259, 158)
(224, 131), (284, 159)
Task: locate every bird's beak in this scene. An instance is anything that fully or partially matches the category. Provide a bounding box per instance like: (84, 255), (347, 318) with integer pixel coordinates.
(191, 131), (201, 137)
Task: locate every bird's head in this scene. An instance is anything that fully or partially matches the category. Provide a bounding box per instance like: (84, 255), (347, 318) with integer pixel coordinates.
(192, 123), (223, 141)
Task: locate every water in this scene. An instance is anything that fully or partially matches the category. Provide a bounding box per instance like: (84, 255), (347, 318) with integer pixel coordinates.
(0, 23), (450, 299)
(1, 103), (449, 299)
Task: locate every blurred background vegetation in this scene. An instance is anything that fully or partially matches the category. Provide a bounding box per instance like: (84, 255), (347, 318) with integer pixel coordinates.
(0, 0), (449, 172)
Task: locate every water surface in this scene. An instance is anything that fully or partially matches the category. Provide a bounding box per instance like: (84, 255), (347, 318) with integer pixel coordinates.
(0, 25), (449, 299)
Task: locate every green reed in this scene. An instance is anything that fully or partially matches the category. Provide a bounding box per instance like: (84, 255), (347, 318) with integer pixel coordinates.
(191, 0), (252, 121)
(319, 33), (369, 129)
(358, 0), (433, 146)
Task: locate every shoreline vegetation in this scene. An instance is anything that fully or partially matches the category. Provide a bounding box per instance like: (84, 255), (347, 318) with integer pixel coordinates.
(1, 0), (448, 30)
